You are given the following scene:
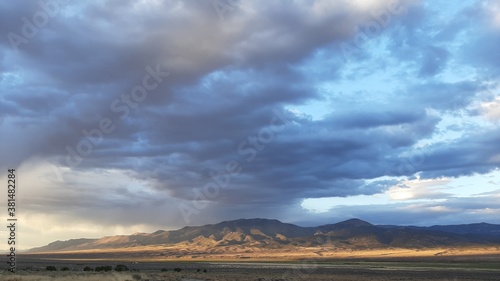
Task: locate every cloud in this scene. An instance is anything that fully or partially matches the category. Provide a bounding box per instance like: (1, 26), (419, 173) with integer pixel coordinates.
(1, 0), (500, 246)
(418, 45), (450, 77)
(296, 189), (500, 227)
(480, 97), (500, 121)
(387, 177), (453, 200)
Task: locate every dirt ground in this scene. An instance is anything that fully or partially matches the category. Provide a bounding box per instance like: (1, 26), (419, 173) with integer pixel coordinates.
(2, 259), (500, 281)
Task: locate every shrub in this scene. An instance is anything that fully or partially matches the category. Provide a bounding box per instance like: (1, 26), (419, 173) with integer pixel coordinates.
(61, 266), (70, 271)
(132, 274), (142, 280)
(115, 264), (129, 272)
(95, 265), (112, 272)
(83, 266), (93, 271)
(46, 266), (57, 271)
(173, 267), (182, 272)
(160, 268), (168, 272)
(203, 269), (208, 273)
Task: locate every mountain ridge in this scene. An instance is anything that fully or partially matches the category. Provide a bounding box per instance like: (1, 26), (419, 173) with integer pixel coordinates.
(27, 218), (500, 254)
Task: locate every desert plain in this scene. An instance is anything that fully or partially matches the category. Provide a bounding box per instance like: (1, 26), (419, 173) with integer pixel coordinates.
(2, 246), (500, 281)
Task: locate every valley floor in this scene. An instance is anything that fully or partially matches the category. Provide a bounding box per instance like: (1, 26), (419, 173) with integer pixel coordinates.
(21, 245), (500, 261)
(2, 258), (500, 281)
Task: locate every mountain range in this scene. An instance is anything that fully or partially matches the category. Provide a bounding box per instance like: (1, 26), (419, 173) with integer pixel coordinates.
(27, 218), (500, 255)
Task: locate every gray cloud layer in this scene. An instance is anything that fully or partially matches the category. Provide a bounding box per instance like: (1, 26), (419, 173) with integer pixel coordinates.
(1, 0), (499, 235)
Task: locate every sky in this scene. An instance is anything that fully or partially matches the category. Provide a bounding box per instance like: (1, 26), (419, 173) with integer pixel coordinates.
(1, 0), (500, 249)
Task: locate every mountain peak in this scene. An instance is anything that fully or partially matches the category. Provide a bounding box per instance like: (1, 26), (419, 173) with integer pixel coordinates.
(215, 218), (283, 227)
(335, 218), (373, 227)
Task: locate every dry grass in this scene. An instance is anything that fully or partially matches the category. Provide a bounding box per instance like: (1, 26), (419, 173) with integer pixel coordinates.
(0, 272), (137, 281)
(2, 266), (500, 281)
(28, 245), (500, 261)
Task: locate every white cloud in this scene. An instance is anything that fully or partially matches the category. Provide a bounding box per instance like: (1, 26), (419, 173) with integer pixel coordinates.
(480, 97), (500, 121)
(387, 177), (452, 201)
(484, 0), (500, 28)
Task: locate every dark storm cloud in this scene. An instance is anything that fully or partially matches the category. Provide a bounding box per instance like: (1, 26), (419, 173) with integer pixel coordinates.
(418, 129), (500, 179)
(1, 0), (499, 229)
(418, 45), (449, 77)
